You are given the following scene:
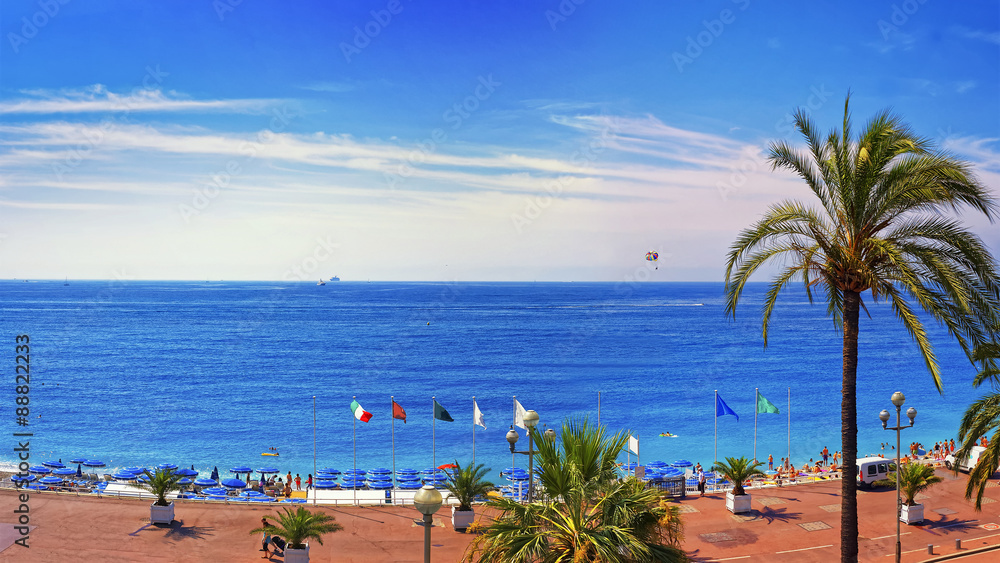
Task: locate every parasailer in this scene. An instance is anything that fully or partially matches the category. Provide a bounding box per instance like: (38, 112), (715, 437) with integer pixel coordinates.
(645, 251), (658, 270)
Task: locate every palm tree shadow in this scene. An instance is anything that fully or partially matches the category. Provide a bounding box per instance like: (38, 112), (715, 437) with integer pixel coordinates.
(756, 506), (802, 524)
(919, 515), (980, 535)
(161, 521), (215, 540)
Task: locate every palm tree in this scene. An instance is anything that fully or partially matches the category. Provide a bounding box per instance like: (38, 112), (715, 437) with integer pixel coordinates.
(250, 506), (343, 550)
(130, 467), (183, 506)
(466, 419), (688, 563)
(725, 95), (1000, 562)
(893, 462), (943, 506)
(445, 460), (494, 511)
(955, 343), (1000, 509)
(712, 457), (766, 496)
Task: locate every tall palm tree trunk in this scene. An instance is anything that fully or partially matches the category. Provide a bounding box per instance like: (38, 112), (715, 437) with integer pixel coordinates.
(841, 290), (860, 562)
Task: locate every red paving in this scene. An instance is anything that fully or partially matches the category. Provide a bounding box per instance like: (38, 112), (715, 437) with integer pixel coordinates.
(1, 466), (998, 562)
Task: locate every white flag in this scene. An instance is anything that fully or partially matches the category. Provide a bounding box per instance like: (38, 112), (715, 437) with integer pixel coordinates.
(473, 399), (486, 430)
(628, 434), (639, 456)
(514, 399), (527, 430)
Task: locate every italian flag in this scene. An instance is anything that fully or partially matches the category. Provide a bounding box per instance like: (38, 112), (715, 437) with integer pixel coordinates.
(350, 399), (373, 422)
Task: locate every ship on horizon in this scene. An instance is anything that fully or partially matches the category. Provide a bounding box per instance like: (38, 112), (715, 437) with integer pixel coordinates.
(329, 275), (340, 281)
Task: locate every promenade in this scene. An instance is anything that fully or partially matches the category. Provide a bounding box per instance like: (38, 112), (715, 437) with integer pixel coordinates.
(1, 466), (998, 562)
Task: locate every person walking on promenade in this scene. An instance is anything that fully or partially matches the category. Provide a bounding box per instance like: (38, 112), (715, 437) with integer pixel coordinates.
(768, 454), (773, 470)
(697, 468), (706, 497)
(294, 474), (301, 491)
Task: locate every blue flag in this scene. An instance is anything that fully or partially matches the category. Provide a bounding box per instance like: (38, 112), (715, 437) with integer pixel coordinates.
(716, 394), (739, 421)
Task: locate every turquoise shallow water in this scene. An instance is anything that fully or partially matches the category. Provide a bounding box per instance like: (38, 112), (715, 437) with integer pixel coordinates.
(0, 280), (984, 478)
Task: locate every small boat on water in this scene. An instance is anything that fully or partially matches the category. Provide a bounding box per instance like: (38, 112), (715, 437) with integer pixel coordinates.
(329, 275), (340, 281)
(317, 279), (326, 286)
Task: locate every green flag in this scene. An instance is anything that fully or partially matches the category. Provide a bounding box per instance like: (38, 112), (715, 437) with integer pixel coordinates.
(756, 392), (779, 414)
(433, 399), (454, 422)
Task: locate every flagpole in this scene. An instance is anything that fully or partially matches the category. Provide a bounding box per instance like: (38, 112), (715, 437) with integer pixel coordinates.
(714, 390), (718, 472)
(754, 388), (758, 464)
(472, 396), (476, 467)
(787, 387), (791, 466)
(432, 396), (436, 470)
(512, 395), (516, 473)
(313, 395), (317, 507)
(353, 395), (357, 507)
(391, 395), (396, 506)
(598, 391), (601, 426)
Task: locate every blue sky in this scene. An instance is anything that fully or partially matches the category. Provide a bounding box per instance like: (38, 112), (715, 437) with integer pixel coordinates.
(0, 0), (998, 281)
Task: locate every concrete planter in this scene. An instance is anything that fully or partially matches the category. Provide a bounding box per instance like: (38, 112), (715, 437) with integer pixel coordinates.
(149, 502), (174, 525)
(900, 503), (924, 524)
(284, 542), (309, 563)
(726, 492), (752, 514)
(452, 507), (475, 530)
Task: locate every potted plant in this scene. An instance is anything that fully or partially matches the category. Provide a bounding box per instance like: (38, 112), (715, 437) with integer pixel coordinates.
(443, 460), (494, 531)
(712, 456), (766, 514)
(895, 462), (943, 524)
(251, 506), (343, 563)
(129, 467), (183, 525)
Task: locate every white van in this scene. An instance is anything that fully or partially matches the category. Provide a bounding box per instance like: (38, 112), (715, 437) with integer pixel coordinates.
(945, 445), (993, 473)
(857, 457), (891, 487)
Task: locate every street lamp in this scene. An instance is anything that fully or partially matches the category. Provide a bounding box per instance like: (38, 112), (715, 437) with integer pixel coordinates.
(413, 484), (443, 563)
(879, 391), (916, 563)
(507, 410), (540, 502)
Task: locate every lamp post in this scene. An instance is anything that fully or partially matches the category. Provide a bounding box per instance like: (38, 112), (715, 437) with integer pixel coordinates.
(507, 410), (540, 502)
(413, 484), (443, 563)
(879, 391), (917, 563)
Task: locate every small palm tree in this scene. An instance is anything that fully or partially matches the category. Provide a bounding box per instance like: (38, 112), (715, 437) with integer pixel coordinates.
(129, 468), (183, 506)
(445, 461), (494, 512)
(955, 343), (1000, 509)
(893, 462), (943, 506)
(251, 506), (343, 550)
(712, 457), (766, 496)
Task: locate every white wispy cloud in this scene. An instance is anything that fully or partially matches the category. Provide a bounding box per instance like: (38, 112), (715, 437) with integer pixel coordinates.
(952, 26), (1000, 45)
(0, 85), (278, 114)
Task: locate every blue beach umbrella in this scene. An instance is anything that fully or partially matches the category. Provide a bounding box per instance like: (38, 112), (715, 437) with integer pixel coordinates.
(203, 486), (228, 496)
(38, 476), (63, 485)
(194, 478), (217, 487)
(397, 474), (420, 482)
(112, 471), (138, 480)
(671, 460), (693, 468)
(69, 457), (87, 464)
(28, 465), (50, 474)
(221, 478), (247, 489)
(256, 467), (280, 475)
(123, 467), (146, 474)
(210, 467), (220, 481)
(157, 463), (178, 470)
(314, 480), (339, 489)
(318, 467), (340, 474)
(52, 467), (76, 476)
(396, 468), (419, 474)
(178, 478), (193, 485)
(11, 474), (36, 483)
(175, 468), (198, 477)
(230, 466), (252, 473)
(368, 481), (393, 490)
(398, 481), (422, 490)
(42, 460), (66, 469)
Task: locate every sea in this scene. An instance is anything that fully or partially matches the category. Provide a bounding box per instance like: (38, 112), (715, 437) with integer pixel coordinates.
(0, 280), (986, 480)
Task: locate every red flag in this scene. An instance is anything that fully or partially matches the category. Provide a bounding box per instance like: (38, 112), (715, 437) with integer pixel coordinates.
(392, 400), (407, 423)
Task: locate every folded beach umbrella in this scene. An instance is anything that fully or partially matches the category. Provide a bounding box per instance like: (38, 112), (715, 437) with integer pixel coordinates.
(221, 478), (246, 489)
(76, 464), (82, 478)
(210, 467), (220, 481)
(42, 460), (66, 469)
(194, 478), (217, 487)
